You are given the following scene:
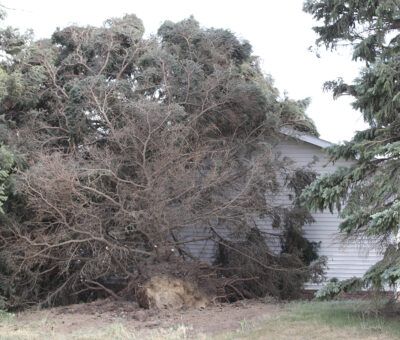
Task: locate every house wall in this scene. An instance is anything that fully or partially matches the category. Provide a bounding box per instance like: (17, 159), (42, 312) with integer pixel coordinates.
(263, 136), (383, 289)
(180, 135), (384, 289)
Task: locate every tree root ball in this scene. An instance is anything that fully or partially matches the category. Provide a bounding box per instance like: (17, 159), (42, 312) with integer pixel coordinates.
(136, 276), (209, 309)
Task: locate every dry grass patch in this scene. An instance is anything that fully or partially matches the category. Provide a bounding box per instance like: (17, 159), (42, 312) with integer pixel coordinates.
(0, 300), (399, 339)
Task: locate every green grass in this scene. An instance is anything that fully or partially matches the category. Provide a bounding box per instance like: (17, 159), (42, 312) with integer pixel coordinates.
(288, 300), (400, 334)
(217, 300), (400, 340)
(0, 309), (15, 325)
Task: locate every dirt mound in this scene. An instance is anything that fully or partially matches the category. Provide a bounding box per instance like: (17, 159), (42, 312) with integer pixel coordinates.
(137, 276), (209, 309)
(131, 259), (258, 309)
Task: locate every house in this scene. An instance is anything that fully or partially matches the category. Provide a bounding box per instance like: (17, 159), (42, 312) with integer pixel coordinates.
(182, 128), (384, 290)
(271, 129), (383, 289)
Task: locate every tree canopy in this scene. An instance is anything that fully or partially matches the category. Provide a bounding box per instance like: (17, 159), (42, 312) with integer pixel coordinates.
(0, 13), (323, 308)
(303, 0), (400, 294)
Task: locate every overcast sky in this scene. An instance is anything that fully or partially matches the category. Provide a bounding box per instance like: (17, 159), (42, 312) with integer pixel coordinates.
(1, 0), (368, 143)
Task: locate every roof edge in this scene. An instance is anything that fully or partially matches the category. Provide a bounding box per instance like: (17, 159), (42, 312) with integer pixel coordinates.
(280, 127), (333, 149)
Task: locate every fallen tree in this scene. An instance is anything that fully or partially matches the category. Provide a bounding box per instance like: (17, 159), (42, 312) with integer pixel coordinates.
(0, 14), (324, 308)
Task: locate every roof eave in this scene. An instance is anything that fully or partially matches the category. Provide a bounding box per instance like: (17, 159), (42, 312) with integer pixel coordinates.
(280, 127), (333, 149)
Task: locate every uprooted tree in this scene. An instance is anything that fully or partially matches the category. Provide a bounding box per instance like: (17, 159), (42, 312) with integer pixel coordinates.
(303, 0), (400, 299)
(0, 12), (325, 308)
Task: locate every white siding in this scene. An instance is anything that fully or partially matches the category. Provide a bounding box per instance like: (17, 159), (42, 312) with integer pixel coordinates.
(274, 137), (383, 289)
(183, 135), (384, 289)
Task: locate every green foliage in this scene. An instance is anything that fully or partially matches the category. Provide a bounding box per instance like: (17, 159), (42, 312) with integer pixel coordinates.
(303, 0), (400, 63)
(214, 227), (325, 300)
(303, 1), (400, 293)
(281, 169), (321, 266)
(315, 245), (400, 300)
(314, 277), (363, 300)
(281, 225), (320, 266)
(279, 97), (319, 137)
(363, 245), (400, 289)
(0, 146), (13, 214)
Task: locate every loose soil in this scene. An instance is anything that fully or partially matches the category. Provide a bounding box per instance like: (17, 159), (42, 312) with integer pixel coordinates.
(5, 298), (282, 338)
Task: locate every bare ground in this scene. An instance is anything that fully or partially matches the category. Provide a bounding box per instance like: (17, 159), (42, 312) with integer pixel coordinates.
(2, 298), (281, 338)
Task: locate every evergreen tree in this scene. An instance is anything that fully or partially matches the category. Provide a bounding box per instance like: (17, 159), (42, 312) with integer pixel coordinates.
(0, 13), (323, 307)
(0, 7), (33, 216)
(303, 0), (400, 295)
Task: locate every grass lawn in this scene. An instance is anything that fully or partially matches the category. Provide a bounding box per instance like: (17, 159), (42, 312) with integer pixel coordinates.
(220, 300), (400, 340)
(0, 300), (399, 339)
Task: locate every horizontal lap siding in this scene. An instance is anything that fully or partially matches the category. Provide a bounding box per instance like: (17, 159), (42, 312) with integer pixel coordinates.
(176, 226), (218, 264)
(183, 136), (384, 289)
(276, 138), (383, 288)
